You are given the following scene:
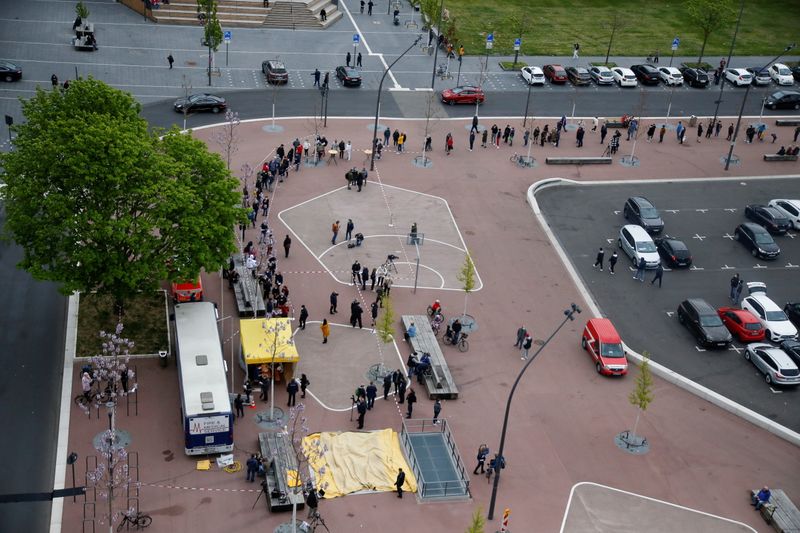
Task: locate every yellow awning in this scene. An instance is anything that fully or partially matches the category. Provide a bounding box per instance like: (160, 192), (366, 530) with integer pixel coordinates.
(240, 318), (299, 365)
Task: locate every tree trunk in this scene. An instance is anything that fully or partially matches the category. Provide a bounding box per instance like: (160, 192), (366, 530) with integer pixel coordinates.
(605, 24), (616, 65)
(462, 291), (469, 319)
(630, 410), (641, 443)
(697, 32), (709, 66)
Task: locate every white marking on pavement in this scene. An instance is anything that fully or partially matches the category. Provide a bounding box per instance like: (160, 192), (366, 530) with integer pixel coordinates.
(695, 209), (708, 213)
(689, 265), (704, 270)
(721, 264), (736, 269)
(786, 263), (799, 268)
(724, 208), (738, 212)
(769, 387), (783, 394)
(694, 346), (707, 352)
(665, 209), (680, 214)
(665, 311), (674, 317)
(723, 233), (735, 240)
(692, 234), (706, 241)
(753, 264), (767, 269)
(728, 345), (742, 354)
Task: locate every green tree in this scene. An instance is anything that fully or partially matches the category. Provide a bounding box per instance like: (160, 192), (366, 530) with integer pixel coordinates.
(505, 12), (529, 67)
(0, 78), (244, 311)
(76, 0), (89, 20)
(628, 352), (654, 443)
(376, 293), (395, 344)
(456, 250), (476, 317)
(603, 12), (625, 65)
(686, 0), (736, 65)
(466, 506), (486, 533)
(198, 0), (223, 86)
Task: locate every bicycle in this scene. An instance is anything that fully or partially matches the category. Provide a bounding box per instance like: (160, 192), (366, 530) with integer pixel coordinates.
(601, 144), (612, 157)
(430, 313), (445, 337)
(74, 384), (112, 408)
(117, 510), (152, 531)
(441, 330), (469, 352)
(510, 152), (534, 167)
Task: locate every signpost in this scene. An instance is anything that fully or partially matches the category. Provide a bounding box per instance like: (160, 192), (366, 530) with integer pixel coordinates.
(670, 36), (679, 67)
(224, 30), (232, 66)
(353, 33), (360, 68)
(513, 37), (521, 68)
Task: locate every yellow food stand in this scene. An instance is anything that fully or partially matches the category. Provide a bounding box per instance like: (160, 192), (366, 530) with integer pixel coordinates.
(240, 318), (299, 384)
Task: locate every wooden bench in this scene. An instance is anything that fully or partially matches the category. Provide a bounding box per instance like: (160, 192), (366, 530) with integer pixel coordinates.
(72, 36), (96, 51)
(401, 315), (459, 400)
(751, 489), (800, 533)
(763, 154), (798, 162)
(776, 119), (800, 127)
(604, 121), (627, 129)
(259, 431), (305, 513)
(546, 156), (613, 165)
(75, 23), (94, 38)
(232, 254), (266, 317)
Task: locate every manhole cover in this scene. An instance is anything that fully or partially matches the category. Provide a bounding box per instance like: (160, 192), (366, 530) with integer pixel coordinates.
(92, 429), (132, 451)
(367, 363), (391, 382)
(614, 431), (650, 455)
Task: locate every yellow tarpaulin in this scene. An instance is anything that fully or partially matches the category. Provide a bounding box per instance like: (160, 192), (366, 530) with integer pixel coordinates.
(301, 429), (417, 498)
(240, 318), (299, 365)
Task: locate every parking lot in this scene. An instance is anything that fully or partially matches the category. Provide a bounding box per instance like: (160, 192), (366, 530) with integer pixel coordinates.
(537, 177), (800, 431)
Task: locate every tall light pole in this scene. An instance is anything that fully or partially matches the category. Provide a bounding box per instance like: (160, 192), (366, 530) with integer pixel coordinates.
(711, 0), (745, 134)
(724, 43), (795, 171)
(370, 35), (422, 171)
(429, 0), (445, 89)
(487, 304), (581, 520)
(522, 75), (533, 127)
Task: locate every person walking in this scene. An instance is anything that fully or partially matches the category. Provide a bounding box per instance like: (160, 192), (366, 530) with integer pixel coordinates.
(609, 251), (618, 274)
(659, 124), (666, 143)
(395, 468), (406, 498)
(715, 121), (722, 137)
(356, 53), (363, 68)
(406, 388), (417, 418)
(345, 219), (355, 241)
(734, 278), (744, 305)
(573, 43), (580, 59)
(346, 51), (351, 67)
(521, 333), (533, 360)
(469, 130), (475, 151)
(474, 445), (489, 475)
(356, 397), (367, 429)
(600, 123), (608, 145)
(329, 292), (338, 314)
(234, 393), (245, 418)
(514, 326), (527, 348)
(300, 374), (310, 398)
(651, 263), (664, 288)
(167, 54), (174, 69)
(287, 379), (299, 406)
(383, 372), (392, 400)
(634, 257), (646, 282)
(366, 381), (377, 410)
(283, 235), (291, 258)
(321, 318), (330, 344)
(246, 455), (259, 482)
(331, 220), (340, 245)
(299, 305), (309, 330)
(432, 399), (442, 424)
(367, 0), (373, 15)
(313, 68), (321, 87)
(729, 273), (740, 302)
(647, 124), (656, 142)
(727, 123), (734, 141)
(471, 114), (479, 134)
(697, 123), (704, 143)
(593, 247), (605, 271)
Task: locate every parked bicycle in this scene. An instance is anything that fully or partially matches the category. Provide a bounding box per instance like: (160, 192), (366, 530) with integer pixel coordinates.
(510, 152), (534, 167)
(74, 383), (112, 408)
(441, 329), (469, 352)
(117, 510), (152, 531)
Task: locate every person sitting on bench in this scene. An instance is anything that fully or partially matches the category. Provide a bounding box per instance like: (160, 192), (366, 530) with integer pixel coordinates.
(751, 486), (771, 510)
(227, 268), (240, 289)
(777, 146), (787, 156)
(415, 352), (431, 380)
(86, 33), (98, 50)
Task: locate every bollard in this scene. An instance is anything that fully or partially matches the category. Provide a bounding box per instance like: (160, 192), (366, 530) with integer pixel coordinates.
(159, 350), (168, 368)
(498, 507), (510, 533)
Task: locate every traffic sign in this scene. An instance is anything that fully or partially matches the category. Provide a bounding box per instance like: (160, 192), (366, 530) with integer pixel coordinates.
(671, 36), (680, 51)
(223, 30), (232, 42)
(486, 33), (493, 49)
(514, 37), (521, 51)
(353, 33), (360, 44)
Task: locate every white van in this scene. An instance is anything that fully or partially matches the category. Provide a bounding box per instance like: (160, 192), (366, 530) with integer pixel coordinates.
(618, 225), (660, 268)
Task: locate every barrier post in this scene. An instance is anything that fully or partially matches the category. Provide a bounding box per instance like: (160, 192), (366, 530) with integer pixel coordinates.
(498, 508), (510, 533)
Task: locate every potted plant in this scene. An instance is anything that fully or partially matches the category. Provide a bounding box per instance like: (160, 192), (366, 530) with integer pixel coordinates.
(76, 1), (90, 20)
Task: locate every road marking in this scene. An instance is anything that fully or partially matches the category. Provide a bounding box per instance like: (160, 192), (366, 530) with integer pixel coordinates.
(724, 208), (738, 213)
(753, 264), (767, 269)
(721, 264), (736, 270)
(665, 311), (675, 317)
(786, 263), (799, 268)
(694, 346), (707, 352)
(695, 209), (708, 214)
(692, 234), (706, 241)
(665, 209), (680, 214)
(613, 210), (621, 215)
(689, 265), (705, 271)
(728, 345), (742, 354)
(605, 238), (615, 244)
(722, 233), (735, 240)
(769, 387), (783, 394)
(786, 232), (797, 239)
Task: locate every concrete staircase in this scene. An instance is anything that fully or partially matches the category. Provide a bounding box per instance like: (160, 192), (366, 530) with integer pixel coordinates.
(146, 0), (341, 29)
(262, 0), (342, 29)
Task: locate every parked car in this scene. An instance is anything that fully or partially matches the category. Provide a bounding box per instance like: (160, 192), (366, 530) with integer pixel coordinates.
(588, 65), (614, 85)
(717, 307), (765, 342)
(741, 282), (799, 342)
(440, 85), (484, 105)
(658, 66), (684, 86)
(769, 63), (794, 85)
(654, 236), (692, 267)
(785, 303), (800, 329)
(581, 318), (628, 376)
(744, 343), (800, 386)
(623, 196), (664, 234)
(173, 93), (227, 113)
(781, 340), (800, 366)
(171, 278), (204, 303)
(543, 64), (568, 84)
(677, 299), (732, 348)
(0, 60), (22, 82)
(611, 67), (637, 87)
(262, 60), (289, 84)
(521, 66), (545, 86)
(630, 64), (660, 85)
(764, 90), (800, 110)
(680, 67), (709, 88)
(734, 223), (780, 259)
(335, 66), (361, 87)
(768, 199), (800, 229)
(746, 67), (771, 86)
(793, 65), (800, 82)
(744, 204), (792, 235)
(618, 224), (660, 268)
(565, 66), (591, 86)
(725, 68), (752, 86)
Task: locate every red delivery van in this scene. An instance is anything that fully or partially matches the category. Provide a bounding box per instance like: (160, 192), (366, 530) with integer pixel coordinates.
(581, 318), (628, 376)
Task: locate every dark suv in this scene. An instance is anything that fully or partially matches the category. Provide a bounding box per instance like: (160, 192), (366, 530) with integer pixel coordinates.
(623, 196), (664, 234)
(631, 64), (660, 85)
(262, 60), (288, 84)
(677, 299), (733, 348)
(680, 67), (709, 88)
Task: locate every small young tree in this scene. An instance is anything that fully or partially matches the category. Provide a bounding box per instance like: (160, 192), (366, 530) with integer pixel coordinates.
(214, 109), (240, 170)
(197, 0), (223, 86)
(686, 0), (736, 65)
(456, 251), (476, 318)
(376, 293), (395, 344)
(419, 91), (440, 166)
(466, 506), (486, 533)
(506, 12), (529, 68)
(76, 0), (90, 20)
(627, 353), (654, 444)
(603, 12), (625, 65)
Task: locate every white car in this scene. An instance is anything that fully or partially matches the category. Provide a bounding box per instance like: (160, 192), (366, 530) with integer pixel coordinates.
(769, 63), (794, 86)
(618, 224), (660, 268)
(744, 343), (800, 386)
(725, 68), (752, 87)
(589, 65), (615, 85)
(768, 199), (800, 230)
(741, 282), (799, 342)
(611, 67), (637, 87)
(658, 66), (684, 86)
(521, 66), (545, 86)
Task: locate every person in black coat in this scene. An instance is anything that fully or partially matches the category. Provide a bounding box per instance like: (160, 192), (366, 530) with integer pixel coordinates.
(395, 468), (406, 498)
(356, 398), (367, 429)
(382, 373), (392, 400)
(329, 291), (338, 314)
(365, 382), (377, 409)
(286, 379), (299, 406)
(398, 376), (407, 404)
(298, 305), (309, 329)
(361, 266), (369, 290)
(406, 388), (416, 418)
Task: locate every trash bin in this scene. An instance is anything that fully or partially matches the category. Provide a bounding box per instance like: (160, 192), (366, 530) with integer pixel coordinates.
(689, 115), (697, 127)
(159, 350), (168, 368)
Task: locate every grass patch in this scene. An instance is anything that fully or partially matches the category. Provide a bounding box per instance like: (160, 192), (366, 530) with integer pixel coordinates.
(77, 291), (169, 357)
(681, 61), (714, 71)
(499, 61), (527, 70)
(589, 61), (617, 68)
(443, 0), (800, 58)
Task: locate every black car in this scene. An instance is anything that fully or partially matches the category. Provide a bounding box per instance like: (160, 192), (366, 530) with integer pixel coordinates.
(793, 66), (800, 82)
(623, 196), (664, 234)
(785, 303), (800, 329)
(565, 66), (591, 86)
(780, 340), (800, 367)
(262, 60), (288, 84)
(680, 67), (709, 88)
(173, 93), (227, 113)
(0, 60), (22, 82)
(677, 299), (733, 348)
(734, 223), (780, 259)
(746, 67), (771, 86)
(744, 204), (792, 234)
(335, 66), (361, 87)
(765, 90), (800, 110)
(654, 237), (692, 267)
(630, 64), (660, 85)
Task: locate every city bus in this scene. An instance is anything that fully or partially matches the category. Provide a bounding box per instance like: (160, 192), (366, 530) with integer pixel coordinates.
(173, 302), (233, 455)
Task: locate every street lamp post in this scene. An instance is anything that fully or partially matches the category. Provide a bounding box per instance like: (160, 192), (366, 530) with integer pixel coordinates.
(487, 304), (581, 520)
(711, 0), (745, 131)
(429, 0), (445, 89)
(522, 76), (533, 127)
(724, 43), (795, 171)
(370, 35), (422, 171)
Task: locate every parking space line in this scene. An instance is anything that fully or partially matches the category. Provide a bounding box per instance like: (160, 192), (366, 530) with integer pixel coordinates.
(692, 234), (706, 241)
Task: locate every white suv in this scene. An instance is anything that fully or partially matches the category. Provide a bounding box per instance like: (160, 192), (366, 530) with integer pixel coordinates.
(741, 282), (799, 342)
(618, 225), (660, 268)
(768, 199), (800, 230)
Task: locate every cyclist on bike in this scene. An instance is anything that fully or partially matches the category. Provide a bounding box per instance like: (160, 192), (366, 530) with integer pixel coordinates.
(450, 318), (463, 345)
(430, 299), (441, 315)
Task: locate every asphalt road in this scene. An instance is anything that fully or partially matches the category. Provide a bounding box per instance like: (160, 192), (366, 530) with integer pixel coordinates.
(536, 178), (800, 432)
(0, 211), (67, 532)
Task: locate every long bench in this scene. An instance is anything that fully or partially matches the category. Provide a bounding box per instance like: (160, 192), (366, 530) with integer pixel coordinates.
(776, 119), (800, 127)
(401, 315), (459, 400)
(259, 431), (305, 513)
(546, 156), (613, 165)
(232, 254), (266, 317)
(604, 121), (627, 129)
(751, 489), (800, 533)
(763, 154), (798, 162)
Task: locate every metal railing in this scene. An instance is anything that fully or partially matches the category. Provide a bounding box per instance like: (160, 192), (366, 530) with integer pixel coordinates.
(400, 418), (470, 499)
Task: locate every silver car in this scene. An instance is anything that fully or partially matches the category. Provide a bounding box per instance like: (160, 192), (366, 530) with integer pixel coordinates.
(745, 343), (800, 386)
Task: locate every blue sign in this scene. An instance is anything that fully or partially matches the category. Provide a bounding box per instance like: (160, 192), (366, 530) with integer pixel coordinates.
(672, 36), (680, 47)
(353, 34), (360, 44)
(514, 38), (521, 46)
(486, 33), (494, 43)
(223, 30), (232, 42)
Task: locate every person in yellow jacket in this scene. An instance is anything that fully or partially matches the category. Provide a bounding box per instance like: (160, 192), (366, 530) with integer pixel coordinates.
(321, 319), (330, 344)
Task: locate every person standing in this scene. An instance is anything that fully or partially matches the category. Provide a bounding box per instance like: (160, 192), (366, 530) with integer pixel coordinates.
(346, 51), (351, 67)
(734, 279), (744, 305)
(286, 379), (299, 406)
(593, 247), (605, 271)
(234, 393), (245, 418)
(432, 399), (442, 424)
(521, 333), (533, 360)
(367, 0), (373, 15)
(299, 305), (309, 330)
(575, 126), (584, 147)
(167, 54), (174, 69)
(371, 301), (379, 326)
(360, 0), (365, 13)
(51, 74), (58, 88)
(321, 318), (330, 344)
(300, 374), (310, 398)
(356, 397), (367, 429)
(474, 445), (489, 475)
(471, 114), (479, 134)
(634, 257), (646, 282)
(383, 372), (392, 400)
(406, 388), (416, 418)
(600, 123), (608, 145)
(283, 235), (291, 258)
(573, 43), (580, 59)
(651, 263), (664, 288)
(361, 266), (369, 291)
(329, 292), (338, 314)
(305, 488), (318, 519)
(370, 268), (377, 291)
(356, 53), (363, 68)
(366, 381), (377, 410)
(647, 124), (656, 142)
(353, 301), (363, 328)
(609, 251), (618, 274)
(395, 468), (406, 498)
(346, 219), (355, 241)
(398, 376), (407, 404)
(697, 123), (704, 143)
(331, 220), (340, 245)
(469, 130), (475, 151)
(481, 129), (488, 148)
(659, 125), (666, 143)
(313, 68), (321, 87)
(729, 273), (740, 301)
(514, 326), (527, 348)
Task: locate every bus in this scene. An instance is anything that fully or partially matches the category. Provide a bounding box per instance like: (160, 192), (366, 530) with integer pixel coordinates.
(173, 302), (233, 455)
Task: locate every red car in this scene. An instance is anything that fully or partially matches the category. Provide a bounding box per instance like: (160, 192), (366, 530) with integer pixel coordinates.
(717, 307), (765, 342)
(543, 64), (568, 84)
(581, 318), (628, 376)
(440, 86), (485, 105)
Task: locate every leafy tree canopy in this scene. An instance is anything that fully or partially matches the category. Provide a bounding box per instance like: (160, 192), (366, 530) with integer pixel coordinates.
(0, 78), (243, 304)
